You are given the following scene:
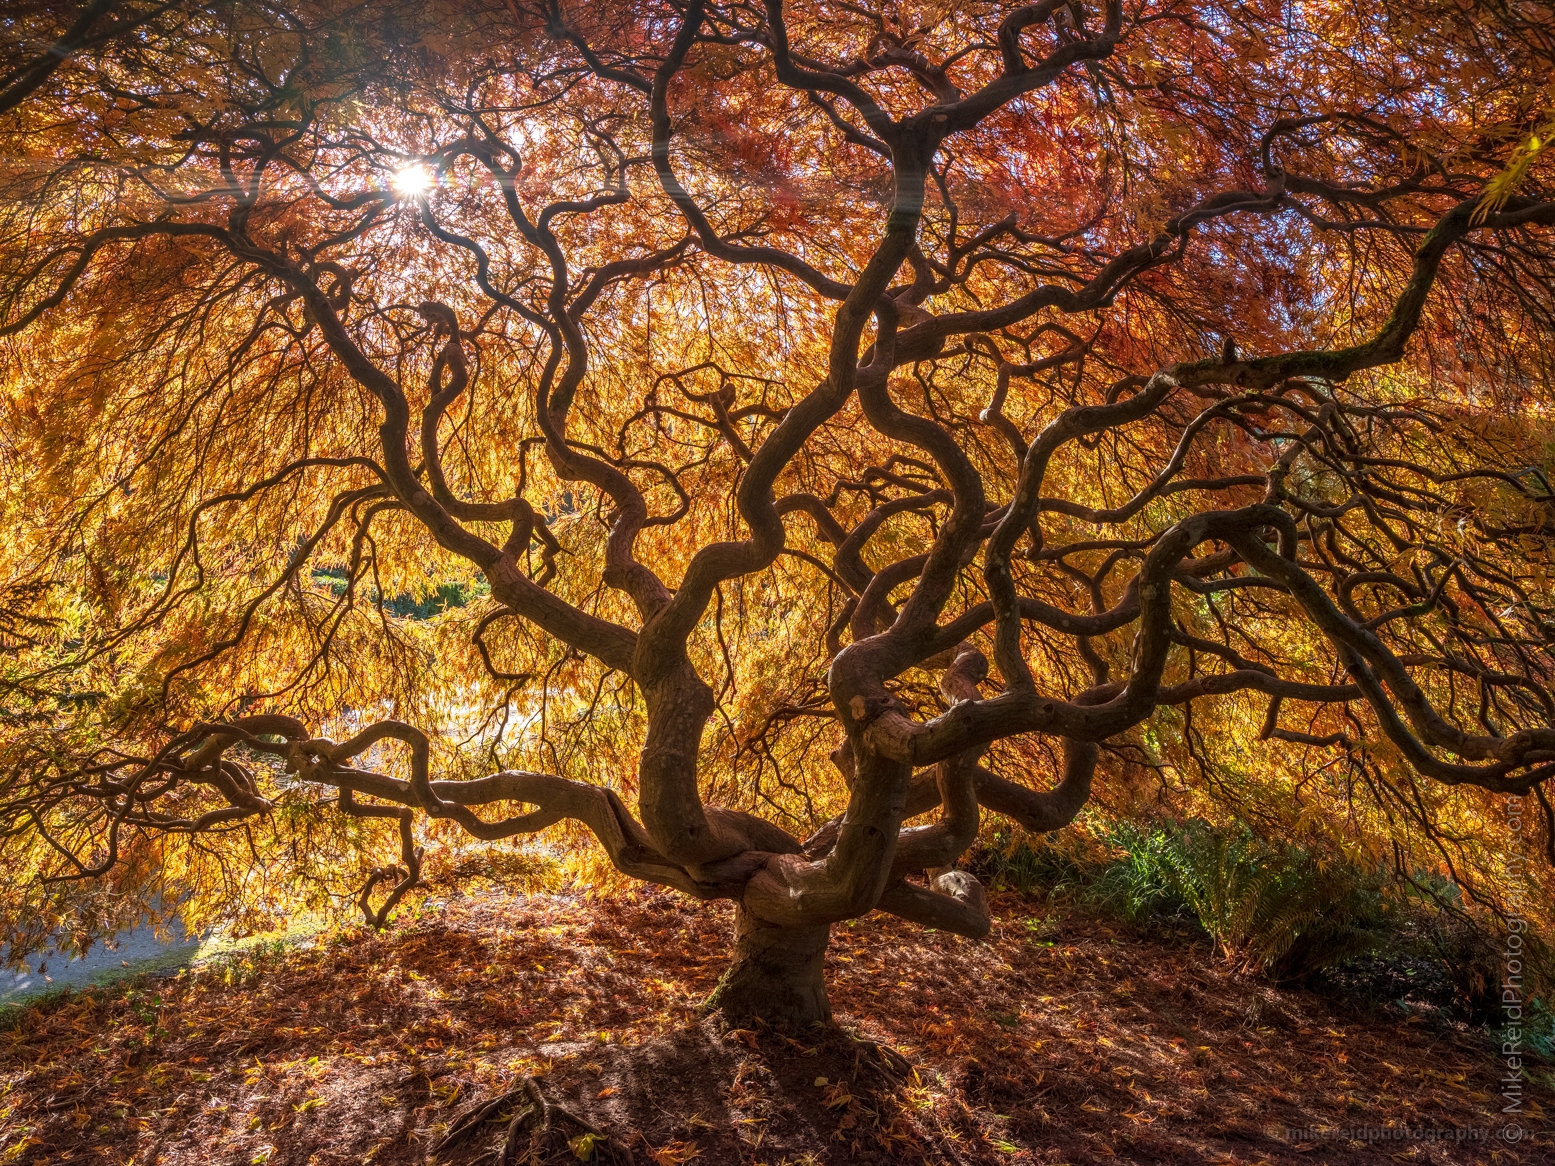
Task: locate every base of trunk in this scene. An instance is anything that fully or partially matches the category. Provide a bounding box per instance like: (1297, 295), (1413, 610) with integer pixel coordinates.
(705, 908), (831, 1027)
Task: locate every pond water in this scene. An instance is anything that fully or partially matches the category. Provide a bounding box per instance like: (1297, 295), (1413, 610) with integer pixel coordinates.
(1, 918), (205, 1004)
(1, 911), (325, 1008)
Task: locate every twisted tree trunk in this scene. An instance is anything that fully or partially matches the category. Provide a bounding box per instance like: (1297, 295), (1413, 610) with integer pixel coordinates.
(706, 907), (833, 1027)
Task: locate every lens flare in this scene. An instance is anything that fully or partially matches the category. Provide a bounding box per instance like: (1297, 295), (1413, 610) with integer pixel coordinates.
(390, 164), (434, 198)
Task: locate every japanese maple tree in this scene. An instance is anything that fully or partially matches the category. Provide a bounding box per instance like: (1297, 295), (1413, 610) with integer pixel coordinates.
(2, 0), (1554, 1024)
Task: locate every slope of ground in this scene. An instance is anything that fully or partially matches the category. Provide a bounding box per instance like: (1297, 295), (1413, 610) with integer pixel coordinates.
(0, 889), (1547, 1165)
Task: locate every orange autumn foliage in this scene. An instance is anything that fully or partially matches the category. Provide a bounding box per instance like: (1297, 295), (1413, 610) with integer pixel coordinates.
(0, 0), (1551, 1019)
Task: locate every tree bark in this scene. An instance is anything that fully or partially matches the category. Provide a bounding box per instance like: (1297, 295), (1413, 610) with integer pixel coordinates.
(706, 906), (832, 1027)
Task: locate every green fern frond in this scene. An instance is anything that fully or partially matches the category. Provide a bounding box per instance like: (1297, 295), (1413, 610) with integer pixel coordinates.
(1146, 820), (1393, 979)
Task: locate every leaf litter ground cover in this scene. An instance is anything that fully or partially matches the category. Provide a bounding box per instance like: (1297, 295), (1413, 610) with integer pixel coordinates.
(0, 889), (1547, 1165)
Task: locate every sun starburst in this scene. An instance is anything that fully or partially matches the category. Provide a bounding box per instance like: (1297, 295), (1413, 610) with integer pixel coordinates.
(389, 164), (434, 198)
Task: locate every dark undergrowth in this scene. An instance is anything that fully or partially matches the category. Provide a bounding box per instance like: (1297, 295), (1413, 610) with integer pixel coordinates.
(970, 817), (1555, 1042)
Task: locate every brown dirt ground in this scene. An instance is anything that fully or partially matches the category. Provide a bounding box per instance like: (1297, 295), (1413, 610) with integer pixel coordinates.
(0, 888), (1548, 1165)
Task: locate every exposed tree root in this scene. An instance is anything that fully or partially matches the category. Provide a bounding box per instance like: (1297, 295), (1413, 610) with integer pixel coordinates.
(435, 1076), (630, 1165)
(716, 1007), (914, 1083)
(841, 1030), (913, 1083)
